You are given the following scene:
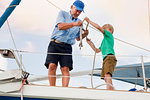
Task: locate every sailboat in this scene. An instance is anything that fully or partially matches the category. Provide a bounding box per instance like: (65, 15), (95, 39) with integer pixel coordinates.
(0, 0), (150, 100)
(0, 49), (149, 100)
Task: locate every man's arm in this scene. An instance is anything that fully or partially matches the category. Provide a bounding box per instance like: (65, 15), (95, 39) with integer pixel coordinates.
(57, 21), (82, 30)
(84, 17), (105, 34)
(86, 38), (101, 53)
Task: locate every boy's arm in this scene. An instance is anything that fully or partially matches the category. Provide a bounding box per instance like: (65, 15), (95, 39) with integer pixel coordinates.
(84, 17), (105, 34)
(86, 38), (101, 53)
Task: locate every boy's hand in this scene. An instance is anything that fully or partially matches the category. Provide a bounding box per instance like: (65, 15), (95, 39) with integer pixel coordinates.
(83, 29), (89, 37)
(84, 17), (90, 23)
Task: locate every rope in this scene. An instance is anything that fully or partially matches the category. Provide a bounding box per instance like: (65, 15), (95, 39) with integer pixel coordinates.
(91, 49), (97, 88)
(2, 5), (18, 15)
(7, 5), (18, 8)
(79, 25), (83, 49)
(85, 22), (89, 39)
(20, 79), (26, 91)
(79, 19), (89, 49)
(20, 80), (24, 100)
(46, 0), (61, 10)
(0, 91), (7, 95)
(134, 68), (140, 88)
(141, 56), (147, 91)
(6, 19), (26, 100)
(6, 20), (19, 59)
(94, 83), (115, 89)
(45, 0), (150, 53)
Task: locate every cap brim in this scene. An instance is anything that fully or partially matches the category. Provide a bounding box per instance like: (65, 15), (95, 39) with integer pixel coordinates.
(76, 6), (84, 13)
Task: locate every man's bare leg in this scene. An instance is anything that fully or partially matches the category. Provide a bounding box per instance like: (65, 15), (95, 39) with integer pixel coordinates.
(61, 66), (70, 87)
(48, 63), (57, 86)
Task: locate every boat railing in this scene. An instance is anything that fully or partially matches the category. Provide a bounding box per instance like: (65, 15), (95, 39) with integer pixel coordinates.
(0, 49), (149, 91)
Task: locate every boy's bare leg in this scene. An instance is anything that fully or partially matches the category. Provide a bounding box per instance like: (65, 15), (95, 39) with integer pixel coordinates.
(104, 74), (114, 90)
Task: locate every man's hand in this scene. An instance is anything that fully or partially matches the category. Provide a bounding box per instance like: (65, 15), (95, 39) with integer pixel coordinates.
(73, 21), (83, 26)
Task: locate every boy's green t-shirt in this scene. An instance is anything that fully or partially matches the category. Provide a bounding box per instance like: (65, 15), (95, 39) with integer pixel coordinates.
(99, 29), (115, 59)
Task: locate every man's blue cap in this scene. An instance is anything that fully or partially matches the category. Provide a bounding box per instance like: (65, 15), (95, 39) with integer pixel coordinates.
(73, 0), (85, 12)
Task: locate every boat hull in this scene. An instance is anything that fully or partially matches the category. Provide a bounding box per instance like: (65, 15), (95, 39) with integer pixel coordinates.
(0, 84), (149, 100)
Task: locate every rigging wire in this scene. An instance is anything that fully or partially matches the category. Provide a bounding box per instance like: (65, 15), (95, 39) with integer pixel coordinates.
(148, 0), (150, 38)
(91, 49), (97, 88)
(46, 0), (61, 10)
(4, 4), (26, 71)
(6, 20), (26, 71)
(46, 0), (150, 53)
(12, 49), (150, 57)
(6, 20), (18, 58)
(30, 74), (150, 80)
(114, 38), (150, 53)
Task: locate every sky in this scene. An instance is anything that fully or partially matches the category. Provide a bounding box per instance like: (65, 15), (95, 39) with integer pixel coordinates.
(0, 0), (150, 90)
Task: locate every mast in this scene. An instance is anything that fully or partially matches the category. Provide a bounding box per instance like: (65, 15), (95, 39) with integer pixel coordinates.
(0, 0), (21, 28)
(149, 0), (150, 38)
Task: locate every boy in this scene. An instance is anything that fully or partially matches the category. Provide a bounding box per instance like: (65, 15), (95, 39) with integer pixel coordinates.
(84, 17), (117, 90)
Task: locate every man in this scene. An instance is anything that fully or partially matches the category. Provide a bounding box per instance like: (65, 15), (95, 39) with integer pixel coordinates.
(45, 0), (88, 87)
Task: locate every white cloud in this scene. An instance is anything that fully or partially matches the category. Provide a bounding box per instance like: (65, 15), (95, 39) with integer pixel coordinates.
(22, 41), (36, 52)
(8, 0), (69, 36)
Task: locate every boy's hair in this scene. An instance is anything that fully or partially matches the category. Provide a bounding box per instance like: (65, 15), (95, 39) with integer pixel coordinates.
(102, 24), (114, 33)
